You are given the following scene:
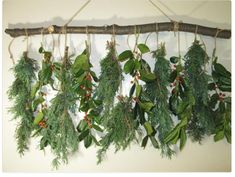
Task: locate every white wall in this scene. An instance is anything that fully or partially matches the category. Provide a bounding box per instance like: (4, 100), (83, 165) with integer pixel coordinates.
(2, 0), (231, 172)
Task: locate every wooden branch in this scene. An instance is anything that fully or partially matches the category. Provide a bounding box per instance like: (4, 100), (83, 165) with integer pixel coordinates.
(5, 22), (231, 39)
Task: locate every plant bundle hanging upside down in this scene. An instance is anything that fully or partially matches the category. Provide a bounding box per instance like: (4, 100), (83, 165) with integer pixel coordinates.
(184, 40), (213, 142)
(8, 52), (38, 155)
(39, 47), (79, 169)
(208, 49), (231, 143)
(94, 41), (123, 125)
(145, 43), (174, 157)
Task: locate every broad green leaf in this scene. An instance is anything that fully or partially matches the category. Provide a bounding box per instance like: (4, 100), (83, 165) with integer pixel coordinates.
(33, 112), (44, 125)
(38, 46), (44, 53)
(78, 129), (90, 141)
(139, 70), (156, 82)
(225, 129), (231, 144)
(214, 131), (224, 142)
(144, 121), (154, 136)
(90, 71), (99, 82)
(170, 56), (179, 64)
(224, 97), (231, 104)
(176, 101), (188, 114)
(30, 81), (40, 99)
(180, 129), (187, 150)
(218, 84), (231, 92)
(164, 128), (179, 144)
(209, 93), (219, 109)
(139, 101), (154, 112)
(137, 43), (150, 54)
(219, 101), (226, 113)
(84, 135), (92, 148)
(141, 135), (148, 148)
(134, 60), (141, 70)
(72, 54), (89, 73)
(171, 129), (180, 144)
(136, 83), (142, 97)
(91, 135), (100, 146)
(129, 83), (136, 98)
(214, 63), (231, 78)
(32, 96), (45, 111)
(92, 124), (103, 132)
(118, 50), (133, 62)
(75, 72), (86, 84)
(169, 70), (177, 83)
(124, 59), (135, 74)
(150, 136), (159, 149)
(208, 82), (216, 90)
(77, 120), (88, 132)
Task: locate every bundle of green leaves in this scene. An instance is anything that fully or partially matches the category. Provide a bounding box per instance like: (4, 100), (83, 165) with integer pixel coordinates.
(8, 52), (38, 155)
(145, 43), (174, 157)
(165, 55), (195, 151)
(208, 49), (231, 143)
(94, 41), (123, 125)
(39, 47), (78, 169)
(184, 40), (213, 142)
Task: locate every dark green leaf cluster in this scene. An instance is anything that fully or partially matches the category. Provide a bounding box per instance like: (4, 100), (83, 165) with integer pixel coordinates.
(97, 96), (136, 163)
(8, 52), (38, 155)
(184, 40), (214, 141)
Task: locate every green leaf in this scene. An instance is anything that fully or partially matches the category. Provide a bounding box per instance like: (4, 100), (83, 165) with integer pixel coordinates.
(124, 59), (135, 74)
(140, 70), (156, 82)
(164, 128), (179, 144)
(209, 93), (219, 109)
(32, 96), (45, 111)
(72, 54), (89, 73)
(136, 83), (142, 98)
(169, 70), (177, 83)
(171, 129), (180, 144)
(90, 71), (99, 82)
(219, 101), (226, 113)
(84, 135), (92, 148)
(75, 72), (86, 84)
(38, 46), (44, 53)
(92, 124), (103, 132)
(225, 129), (231, 144)
(144, 121), (154, 136)
(129, 83), (136, 98)
(150, 136), (159, 149)
(134, 60), (141, 70)
(139, 101), (154, 112)
(170, 56), (179, 64)
(214, 63), (231, 78)
(224, 97), (231, 104)
(118, 50), (133, 62)
(176, 101), (188, 114)
(179, 129), (187, 151)
(30, 81), (40, 99)
(137, 43), (150, 54)
(214, 131), (224, 142)
(33, 112), (44, 125)
(91, 135), (100, 146)
(218, 84), (231, 92)
(141, 136), (148, 148)
(78, 129), (90, 141)
(208, 83), (216, 90)
(77, 120), (88, 132)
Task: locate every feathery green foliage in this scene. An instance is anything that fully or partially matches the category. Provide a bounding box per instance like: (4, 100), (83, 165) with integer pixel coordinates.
(40, 47), (78, 169)
(145, 43), (174, 157)
(95, 41), (122, 125)
(97, 96), (136, 163)
(8, 52), (38, 155)
(184, 40), (213, 142)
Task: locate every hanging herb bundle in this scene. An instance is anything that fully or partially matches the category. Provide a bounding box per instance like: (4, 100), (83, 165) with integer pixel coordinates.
(72, 44), (103, 149)
(118, 43), (159, 150)
(8, 52), (38, 155)
(184, 40), (213, 142)
(97, 96), (136, 163)
(40, 47), (78, 169)
(164, 55), (195, 150)
(94, 41), (122, 125)
(145, 43), (174, 157)
(208, 49), (231, 143)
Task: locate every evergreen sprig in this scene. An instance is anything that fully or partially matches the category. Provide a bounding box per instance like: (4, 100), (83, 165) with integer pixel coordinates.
(8, 52), (38, 155)
(95, 41), (122, 125)
(97, 96), (136, 164)
(184, 40), (213, 142)
(145, 43), (174, 157)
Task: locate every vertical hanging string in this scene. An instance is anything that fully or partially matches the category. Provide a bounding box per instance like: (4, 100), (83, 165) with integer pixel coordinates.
(111, 24), (116, 44)
(173, 21), (181, 59)
(133, 25), (140, 53)
(85, 26), (91, 57)
(156, 23), (159, 48)
(194, 25), (198, 40)
(24, 28), (29, 52)
(8, 38), (16, 65)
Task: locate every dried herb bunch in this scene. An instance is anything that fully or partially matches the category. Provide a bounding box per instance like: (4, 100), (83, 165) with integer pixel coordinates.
(184, 40), (213, 142)
(40, 47), (78, 169)
(8, 52), (38, 155)
(95, 41), (122, 125)
(145, 43), (174, 157)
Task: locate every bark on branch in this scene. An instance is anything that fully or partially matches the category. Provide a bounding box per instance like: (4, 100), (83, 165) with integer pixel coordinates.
(5, 22), (231, 39)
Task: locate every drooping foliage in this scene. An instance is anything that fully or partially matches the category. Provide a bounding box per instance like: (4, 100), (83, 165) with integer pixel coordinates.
(8, 52), (38, 155)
